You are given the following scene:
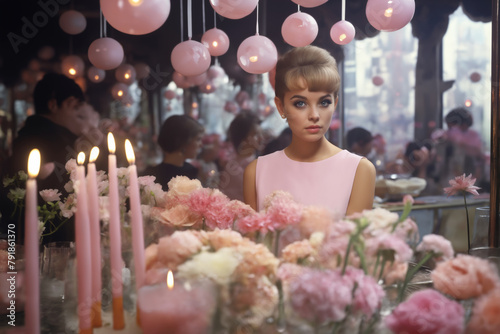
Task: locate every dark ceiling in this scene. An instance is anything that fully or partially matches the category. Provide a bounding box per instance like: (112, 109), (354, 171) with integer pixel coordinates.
(0, 0), (492, 90)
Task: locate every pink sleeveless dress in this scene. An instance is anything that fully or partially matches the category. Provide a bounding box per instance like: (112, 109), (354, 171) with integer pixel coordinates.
(255, 150), (362, 217)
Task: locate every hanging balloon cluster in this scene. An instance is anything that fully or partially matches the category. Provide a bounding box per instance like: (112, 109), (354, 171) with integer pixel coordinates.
(59, 9), (87, 79)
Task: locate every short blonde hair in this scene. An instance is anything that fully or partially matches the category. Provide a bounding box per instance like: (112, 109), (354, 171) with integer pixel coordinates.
(274, 46), (340, 102)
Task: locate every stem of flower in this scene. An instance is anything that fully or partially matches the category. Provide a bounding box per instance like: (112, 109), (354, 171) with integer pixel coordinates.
(372, 254), (381, 277)
(274, 230), (281, 257)
(342, 236), (354, 275)
(463, 192), (470, 251)
(397, 252), (434, 302)
(41, 218), (69, 237)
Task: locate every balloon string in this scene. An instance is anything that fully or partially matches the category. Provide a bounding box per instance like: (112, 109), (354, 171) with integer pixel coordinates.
(256, 0), (259, 35)
(298, 4), (300, 12)
(99, 8), (102, 38)
(342, 0), (346, 21)
(103, 15), (107, 37)
(214, 7), (217, 28)
(188, 0), (192, 39)
(202, 0), (206, 33)
(180, 0), (184, 41)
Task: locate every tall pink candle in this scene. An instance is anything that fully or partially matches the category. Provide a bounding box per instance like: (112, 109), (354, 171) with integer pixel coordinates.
(75, 152), (92, 334)
(124, 139), (145, 291)
(107, 133), (125, 329)
(25, 149), (40, 334)
(87, 147), (102, 327)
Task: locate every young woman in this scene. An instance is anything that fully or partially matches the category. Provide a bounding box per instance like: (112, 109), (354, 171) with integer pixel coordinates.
(243, 46), (376, 216)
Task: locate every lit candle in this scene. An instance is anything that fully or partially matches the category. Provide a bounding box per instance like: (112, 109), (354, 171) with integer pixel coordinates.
(75, 152), (93, 334)
(87, 146), (102, 327)
(25, 149), (40, 334)
(107, 133), (125, 329)
(137, 270), (217, 334)
(125, 140), (145, 291)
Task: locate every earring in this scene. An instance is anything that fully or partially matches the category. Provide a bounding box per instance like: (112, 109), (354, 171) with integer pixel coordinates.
(281, 114), (286, 119)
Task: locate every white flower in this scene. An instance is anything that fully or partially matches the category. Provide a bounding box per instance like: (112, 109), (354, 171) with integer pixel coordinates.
(177, 247), (241, 286)
(39, 189), (62, 202)
(65, 159), (78, 181)
(362, 207), (399, 235)
(99, 196), (110, 222)
(38, 220), (46, 238)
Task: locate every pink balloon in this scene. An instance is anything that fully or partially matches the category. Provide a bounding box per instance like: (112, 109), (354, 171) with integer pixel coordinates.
(201, 28), (230, 57)
(164, 89), (176, 100)
(366, 0), (415, 32)
(187, 72), (208, 86)
(210, 0), (258, 20)
(87, 66), (106, 83)
(470, 72), (481, 83)
(61, 55), (85, 79)
(115, 64), (137, 85)
(171, 40), (211, 77)
(291, 0), (328, 8)
(199, 80), (216, 94)
(330, 20), (356, 45)
(172, 71), (191, 89)
(237, 35), (278, 74)
(134, 62), (150, 79)
(268, 65), (276, 90)
(100, 0), (171, 35)
(111, 83), (129, 100)
(282, 12), (318, 47)
(59, 10), (87, 35)
(88, 37), (124, 70)
(207, 65), (225, 80)
(372, 76), (384, 86)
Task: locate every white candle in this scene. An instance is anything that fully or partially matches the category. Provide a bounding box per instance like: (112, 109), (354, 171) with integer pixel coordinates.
(125, 140), (145, 291)
(107, 132), (125, 329)
(25, 149), (40, 334)
(75, 152), (92, 333)
(87, 146), (102, 327)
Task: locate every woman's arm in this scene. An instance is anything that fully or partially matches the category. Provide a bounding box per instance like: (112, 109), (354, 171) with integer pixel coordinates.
(243, 159), (258, 210)
(346, 158), (376, 216)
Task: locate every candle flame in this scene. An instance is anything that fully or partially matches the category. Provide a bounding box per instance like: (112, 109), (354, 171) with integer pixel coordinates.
(89, 146), (100, 163)
(77, 152), (86, 165)
(167, 270), (174, 290)
(125, 139), (135, 165)
(108, 132), (116, 154)
(27, 149), (41, 178)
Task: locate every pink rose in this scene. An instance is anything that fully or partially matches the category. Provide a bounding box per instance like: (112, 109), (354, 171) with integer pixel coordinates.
(466, 288), (500, 334)
(385, 289), (464, 334)
(432, 254), (500, 299)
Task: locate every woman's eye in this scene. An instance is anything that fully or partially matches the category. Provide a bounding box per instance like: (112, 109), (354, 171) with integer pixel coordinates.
(293, 101), (306, 108)
(320, 99), (333, 107)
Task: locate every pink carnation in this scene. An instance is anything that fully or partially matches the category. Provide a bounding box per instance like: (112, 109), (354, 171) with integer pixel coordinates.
(227, 200), (255, 220)
(289, 269), (353, 324)
(444, 173), (480, 196)
(203, 190), (234, 230)
(384, 262), (409, 285)
(262, 190), (295, 210)
(156, 204), (202, 227)
(277, 263), (306, 284)
(265, 193), (303, 231)
(466, 288), (500, 334)
(39, 189), (62, 202)
(144, 244), (158, 270)
(156, 231), (203, 270)
(235, 212), (272, 234)
(165, 176), (202, 207)
(138, 175), (156, 187)
(432, 254), (500, 300)
(385, 289), (464, 334)
(297, 206), (333, 238)
(344, 267), (385, 317)
(207, 229), (244, 250)
(416, 234), (454, 261)
(281, 240), (315, 263)
(393, 218), (419, 243)
(186, 188), (213, 216)
(319, 220), (357, 269)
(365, 233), (414, 262)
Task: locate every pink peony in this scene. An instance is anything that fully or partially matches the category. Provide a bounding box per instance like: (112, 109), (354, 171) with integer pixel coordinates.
(416, 234), (454, 261)
(444, 173), (480, 196)
(289, 268), (353, 324)
(385, 289), (465, 334)
(432, 254), (500, 300)
(466, 288), (500, 334)
(39, 189), (62, 202)
(344, 266), (385, 317)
